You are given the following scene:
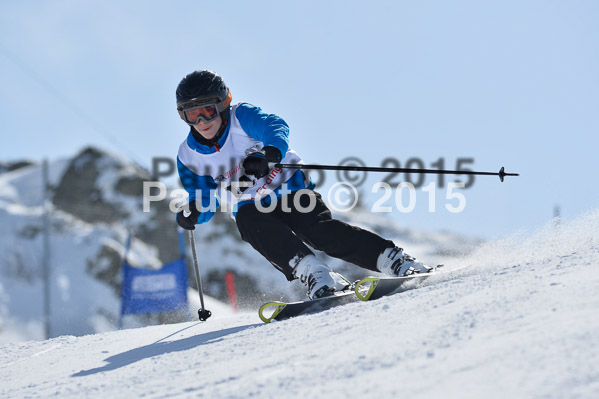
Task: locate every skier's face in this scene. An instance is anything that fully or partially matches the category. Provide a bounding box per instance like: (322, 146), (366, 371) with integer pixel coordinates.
(193, 114), (222, 140)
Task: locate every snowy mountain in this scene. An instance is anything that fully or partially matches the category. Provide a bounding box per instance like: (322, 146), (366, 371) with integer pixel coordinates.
(1, 211), (597, 398)
(0, 146), (481, 343)
(0, 147), (205, 342)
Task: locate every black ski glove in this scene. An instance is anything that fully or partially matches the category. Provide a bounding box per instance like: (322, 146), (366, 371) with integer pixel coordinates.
(242, 146), (282, 179)
(176, 206), (201, 230)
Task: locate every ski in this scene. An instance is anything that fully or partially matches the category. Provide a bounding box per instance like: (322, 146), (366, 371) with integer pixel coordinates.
(354, 265), (470, 301)
(354, 273), (434, 301)
(258, 289), (359, 323)
(259, 266), (470, 322)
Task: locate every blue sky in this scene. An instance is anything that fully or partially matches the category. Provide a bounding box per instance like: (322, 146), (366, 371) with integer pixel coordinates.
(1, 0), (597, 238)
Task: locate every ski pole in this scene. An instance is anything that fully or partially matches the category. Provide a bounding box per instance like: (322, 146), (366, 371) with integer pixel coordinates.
(269, 163), (519, 182)
(188, 230), (211, 321)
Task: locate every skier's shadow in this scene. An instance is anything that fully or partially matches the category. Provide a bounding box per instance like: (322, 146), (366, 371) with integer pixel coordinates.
(72, 323), (259, 377)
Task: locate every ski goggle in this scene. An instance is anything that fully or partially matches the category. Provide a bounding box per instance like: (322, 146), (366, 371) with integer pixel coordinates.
(178, 103), (220, 125)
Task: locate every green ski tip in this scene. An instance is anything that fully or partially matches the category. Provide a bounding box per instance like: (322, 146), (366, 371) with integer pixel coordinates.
(355, 277), (381, 301)
(258, 302), (287, 323)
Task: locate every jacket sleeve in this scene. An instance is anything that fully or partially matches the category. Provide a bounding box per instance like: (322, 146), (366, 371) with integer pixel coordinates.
(176, 157), (220, 224)
(234, 103), (289, 155)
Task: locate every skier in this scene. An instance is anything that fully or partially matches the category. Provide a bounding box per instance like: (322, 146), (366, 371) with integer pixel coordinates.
(175, 70), (434, 300)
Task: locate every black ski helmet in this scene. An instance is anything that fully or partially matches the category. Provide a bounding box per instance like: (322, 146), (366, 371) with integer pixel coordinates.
(176, 70), (232, 112)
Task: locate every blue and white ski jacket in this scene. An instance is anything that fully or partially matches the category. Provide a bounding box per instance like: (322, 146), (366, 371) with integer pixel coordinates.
(177, 102), (313, 224)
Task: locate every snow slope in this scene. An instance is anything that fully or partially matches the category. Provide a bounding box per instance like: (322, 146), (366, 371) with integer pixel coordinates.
(1, 210), (598, 398)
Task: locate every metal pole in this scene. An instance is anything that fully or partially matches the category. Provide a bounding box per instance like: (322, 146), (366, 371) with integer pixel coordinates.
(270, 163), (519, 182)
(42, 159), (51, 339)
(188, 230), (211, 321)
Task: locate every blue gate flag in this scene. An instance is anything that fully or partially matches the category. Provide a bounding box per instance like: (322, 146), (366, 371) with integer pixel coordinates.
(121, 257), (189, 315)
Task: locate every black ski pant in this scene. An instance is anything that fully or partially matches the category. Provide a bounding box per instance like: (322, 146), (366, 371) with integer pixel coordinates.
(235, 190), (394, 281)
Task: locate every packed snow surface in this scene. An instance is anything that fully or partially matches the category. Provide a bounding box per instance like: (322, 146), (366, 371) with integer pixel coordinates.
(1, 211), (598, 398)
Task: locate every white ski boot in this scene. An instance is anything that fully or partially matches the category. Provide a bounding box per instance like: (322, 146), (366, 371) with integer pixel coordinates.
(376, 246), (434, 277)
(292, 254), (350, 299)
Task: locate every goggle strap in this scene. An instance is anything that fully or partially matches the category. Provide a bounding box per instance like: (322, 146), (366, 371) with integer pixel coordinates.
(215, 91), (232, 113)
